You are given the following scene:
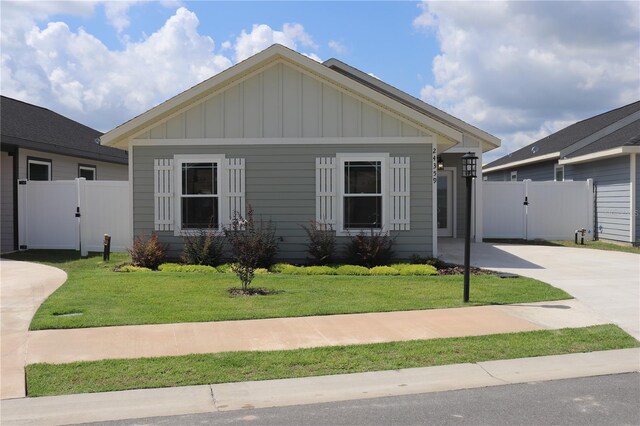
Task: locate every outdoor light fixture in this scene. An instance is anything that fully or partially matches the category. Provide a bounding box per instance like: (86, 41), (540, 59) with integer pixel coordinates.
(437, 156), (444, 170)
(461, 152), (478, 303)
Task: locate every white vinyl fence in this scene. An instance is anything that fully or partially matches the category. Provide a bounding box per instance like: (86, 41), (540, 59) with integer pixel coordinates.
(18, 178), (130, 256)
(483, 179), (594, 240)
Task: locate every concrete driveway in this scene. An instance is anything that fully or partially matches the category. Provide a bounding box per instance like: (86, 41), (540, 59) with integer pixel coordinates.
(439, 239), (640, 340)
(0, 259), (67, 399)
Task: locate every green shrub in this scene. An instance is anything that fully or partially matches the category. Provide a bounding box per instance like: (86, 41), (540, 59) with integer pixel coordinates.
(181, 225), (224, 266)
(255, 268), (269, 274)
(369, 266), (400, 276)
(118, 265), (152, 272)
(391, 263), (438, 276)
(270, 263), (298, 273)
(346, 229), (394, 267)
(280, 265), (337, 275)
(158, 263), (217, 273)
(128, 234), (167, 270)
(302, 221), (336, 265)
(335, 265), (370, 275)
(216, 263), (235, 273)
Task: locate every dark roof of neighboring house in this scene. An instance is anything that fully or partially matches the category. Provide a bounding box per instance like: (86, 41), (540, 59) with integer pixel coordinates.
(484, 101), (640, 169)
(566, 119), (640, 158)
(0, 96), (127, 164)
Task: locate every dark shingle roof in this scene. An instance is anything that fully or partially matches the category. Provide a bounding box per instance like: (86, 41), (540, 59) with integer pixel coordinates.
(484, 101), (640, 169)
(566, 119), (640, 158)
(0, 96), (127, 164)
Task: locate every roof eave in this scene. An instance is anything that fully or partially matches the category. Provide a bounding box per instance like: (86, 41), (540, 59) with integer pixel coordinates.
(558, 146), (640, 165)
(483, 152), (560, 173)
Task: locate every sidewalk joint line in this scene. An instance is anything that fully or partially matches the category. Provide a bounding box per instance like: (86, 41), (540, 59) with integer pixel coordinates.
(475, 362), (511, 385)
(209, 384), (219, 411)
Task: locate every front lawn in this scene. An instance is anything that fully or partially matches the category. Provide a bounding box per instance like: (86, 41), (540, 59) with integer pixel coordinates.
(26, 325), (638, 397)
(4, 251), (571, 330)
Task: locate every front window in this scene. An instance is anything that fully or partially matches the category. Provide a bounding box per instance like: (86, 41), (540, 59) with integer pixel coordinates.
(28, 158), (51, 181)
(554, 165), (564, 182)
(181, 162), (218, 229)
(79, 165), (96, 180)
(343, 161), (382, 229)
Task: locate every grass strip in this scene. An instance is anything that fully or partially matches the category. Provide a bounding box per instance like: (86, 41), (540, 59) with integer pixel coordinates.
(2, 251), (570, 330)
(27, 325), (638, 397)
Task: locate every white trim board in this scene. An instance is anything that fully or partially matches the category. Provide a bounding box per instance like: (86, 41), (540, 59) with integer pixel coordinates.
(483, 153), (560, 174)
(558, 146), (640, 165)
(131, 136), (434, 147)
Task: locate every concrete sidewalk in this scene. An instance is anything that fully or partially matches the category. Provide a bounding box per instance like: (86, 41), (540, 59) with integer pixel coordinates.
(2, 348), (638, 426)
(26, 299), (606, 365)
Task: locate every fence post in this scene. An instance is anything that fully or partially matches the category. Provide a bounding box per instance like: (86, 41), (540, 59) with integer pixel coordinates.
(587, 179), (594, 241)
(77, 178), (88, 257)
(17, 179), (27, 250)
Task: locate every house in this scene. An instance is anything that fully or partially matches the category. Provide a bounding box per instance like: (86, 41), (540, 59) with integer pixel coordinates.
(100, 44), (500, 261)
(484, 101), (640, 245)
(1, 96), (129, 253)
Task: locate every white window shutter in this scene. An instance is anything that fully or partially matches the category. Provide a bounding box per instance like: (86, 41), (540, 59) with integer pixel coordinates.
(390, 157), (410, 231)
(154, 159), (174, 231)
(224, 158), (245, 223)
(316, 157), (336, 225)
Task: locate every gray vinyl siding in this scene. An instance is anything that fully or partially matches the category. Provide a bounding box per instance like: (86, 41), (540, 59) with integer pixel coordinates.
(565, 156), (631, 243)
(1, 151), (14, 253)
(18, 148), (127, 181)
(484, 160), (556, 182)
(636, 154), (639, 244)
(133, 143), (433, 262)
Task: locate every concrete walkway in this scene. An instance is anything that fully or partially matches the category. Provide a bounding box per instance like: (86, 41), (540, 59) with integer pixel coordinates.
(2, 348), (638, 426)
(26, 299), (605, 365)
(0, 260), (67, 399)
(439, 239), (640, 339)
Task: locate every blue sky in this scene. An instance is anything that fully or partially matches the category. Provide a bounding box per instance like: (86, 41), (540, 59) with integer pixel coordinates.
(1, 1), (638, 163)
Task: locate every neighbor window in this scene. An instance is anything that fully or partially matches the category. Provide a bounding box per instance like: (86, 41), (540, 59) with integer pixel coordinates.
(27, 158), (51, 181)
(180, 162), (219, 229)
(510, 171), (517, 182)
(554, 165), (564, 182)
(78, 165), (96, 180)
(343, 160), (383, 229)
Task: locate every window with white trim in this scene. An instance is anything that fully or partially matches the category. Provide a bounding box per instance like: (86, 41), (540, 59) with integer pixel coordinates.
(554, 164), (564, 182)
(27, 158), (51, 181)
(510, 171), (517, 182)
(343, 160), (383, 229)
(78, 165), (96, 180)
(175, 156), (222, 231)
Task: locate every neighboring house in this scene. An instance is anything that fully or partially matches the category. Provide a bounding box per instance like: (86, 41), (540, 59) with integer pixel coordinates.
(484, 102), (640, 245)
(1, 96), (129, 253)
(101, 44), (500, 261)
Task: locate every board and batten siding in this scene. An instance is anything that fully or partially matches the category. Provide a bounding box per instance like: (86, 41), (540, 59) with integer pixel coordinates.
(133, 144), (433, 261)
(133, 63), (428, 142)
(566, 156), (631, 243)
(18, 148), (128, 181)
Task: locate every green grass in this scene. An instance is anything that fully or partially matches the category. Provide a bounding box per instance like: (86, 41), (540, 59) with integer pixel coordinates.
(1, 250), (572, 330)
(484, 239), (640, 254)
(26, 325), (638, 397)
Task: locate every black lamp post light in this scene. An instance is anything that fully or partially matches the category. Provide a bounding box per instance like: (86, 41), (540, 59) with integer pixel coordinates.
(461, 152), (478, 303)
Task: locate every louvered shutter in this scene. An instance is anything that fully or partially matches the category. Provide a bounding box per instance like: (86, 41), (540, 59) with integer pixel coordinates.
(154, 159), (174, 231)
(315, 157), (336, 224)
(390, 157), (410, 230)
(223, 158), (245, 223)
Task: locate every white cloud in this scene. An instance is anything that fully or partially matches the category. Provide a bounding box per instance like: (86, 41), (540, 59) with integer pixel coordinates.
(414, 1), (640, 163)
(328, 40), (347, 55)
(234, 23), (319, 62)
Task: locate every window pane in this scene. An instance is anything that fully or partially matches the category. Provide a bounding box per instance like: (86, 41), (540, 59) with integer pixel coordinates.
(182, 163), (216, 195)
(79, 168), (95, 180)
(29, 163), (50, 181)
(344, 196), (382, 229)
(182, 197), (218, 229)
(345, 161), (380, 194)
(555, 168), (563, 182)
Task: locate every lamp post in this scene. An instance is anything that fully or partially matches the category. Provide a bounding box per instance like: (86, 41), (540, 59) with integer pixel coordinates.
(461, 152), (478, 303)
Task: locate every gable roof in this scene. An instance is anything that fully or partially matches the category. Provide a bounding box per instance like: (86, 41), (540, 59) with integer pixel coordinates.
(484, 101), (640, 172)
(1, 96), (127, 164)
(323, 58), (500, 151)
(101, 44), (497, 150)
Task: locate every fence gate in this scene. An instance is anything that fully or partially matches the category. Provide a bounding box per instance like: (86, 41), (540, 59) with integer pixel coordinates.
(18, 179), (130, 255)
(483, 179), (594, 240)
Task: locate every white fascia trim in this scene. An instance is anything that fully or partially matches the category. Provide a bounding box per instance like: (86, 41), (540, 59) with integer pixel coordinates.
(128, 140), (134, 246)
(335, 152), (389, 237)
(173, 154), (226, 237)
(558, 146), (640, 165)
(103, 45), (462, 148)
(431, 145), (438, 256)
(483, 152), (560, 173)
(324, 58), (500, 148)
(131, 136), (432, 147)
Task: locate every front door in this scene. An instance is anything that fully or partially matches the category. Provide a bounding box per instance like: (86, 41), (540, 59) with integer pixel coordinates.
(437, 170), (454, 237)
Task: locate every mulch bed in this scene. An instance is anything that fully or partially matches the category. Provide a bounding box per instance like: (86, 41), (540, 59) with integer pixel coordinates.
(227, 287), (280, 297)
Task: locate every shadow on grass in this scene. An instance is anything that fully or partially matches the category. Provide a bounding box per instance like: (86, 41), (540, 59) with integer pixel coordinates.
(1, 250), (103, 265)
